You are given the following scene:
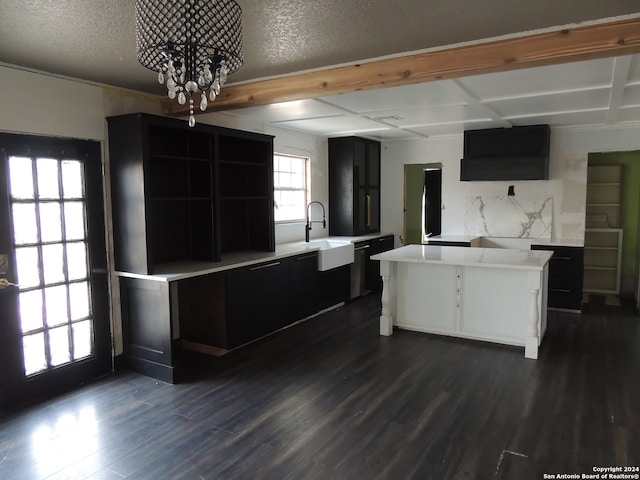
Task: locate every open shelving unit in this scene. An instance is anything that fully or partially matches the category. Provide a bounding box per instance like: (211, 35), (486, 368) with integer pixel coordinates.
(108, 113), (275, 275)
(583, 165), (623, 295)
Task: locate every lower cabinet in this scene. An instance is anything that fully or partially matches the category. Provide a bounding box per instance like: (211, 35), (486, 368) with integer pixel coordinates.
(178, 272), (227, 349)
(318, 265), (351, 310)
(119, 277), (176, 383)
(290, 252), (320, 321)
(120, 240), (393, 383)
(531, 245), (584, 311)
(226, 258), (291, 348)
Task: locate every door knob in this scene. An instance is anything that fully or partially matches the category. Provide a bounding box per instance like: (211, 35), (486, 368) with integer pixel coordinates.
(0, 278), (18, 289)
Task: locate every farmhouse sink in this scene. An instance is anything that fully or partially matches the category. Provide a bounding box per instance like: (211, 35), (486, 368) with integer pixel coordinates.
(302, 239), (355, 271)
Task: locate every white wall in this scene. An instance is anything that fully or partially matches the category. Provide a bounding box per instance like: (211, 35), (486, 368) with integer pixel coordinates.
(0, 66), (106, 141)
(381, 124), (640, 246)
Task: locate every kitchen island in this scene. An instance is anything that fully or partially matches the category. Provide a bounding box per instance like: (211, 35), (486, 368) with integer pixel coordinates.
(371, 245), (553, 359)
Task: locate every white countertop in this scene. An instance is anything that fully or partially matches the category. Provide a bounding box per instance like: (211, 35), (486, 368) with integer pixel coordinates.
(427, 235), (583, 248)
(371, 244), (553, 271)
(116, 234), (394, 282)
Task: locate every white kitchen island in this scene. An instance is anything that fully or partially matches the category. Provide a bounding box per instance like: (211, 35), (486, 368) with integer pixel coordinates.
(370, 245), (553, 359)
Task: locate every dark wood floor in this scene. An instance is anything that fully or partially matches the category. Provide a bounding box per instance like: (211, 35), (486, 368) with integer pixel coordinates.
(1, 294), (639, 480)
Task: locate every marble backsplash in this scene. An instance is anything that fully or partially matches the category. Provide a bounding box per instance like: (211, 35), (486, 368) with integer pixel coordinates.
(464, 195), (553, 238)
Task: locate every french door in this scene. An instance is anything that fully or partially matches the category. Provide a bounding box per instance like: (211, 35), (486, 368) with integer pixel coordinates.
(0, 133), (111, 410)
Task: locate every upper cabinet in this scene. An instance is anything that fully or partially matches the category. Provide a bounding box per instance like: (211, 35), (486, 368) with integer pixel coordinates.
(460, 125), (550, 181)
(328, 136), (381, 236)
(108, 113), (275, 275)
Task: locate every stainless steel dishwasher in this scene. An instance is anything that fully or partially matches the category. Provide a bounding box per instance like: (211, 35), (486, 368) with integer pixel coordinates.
(350, 242), (369, 299)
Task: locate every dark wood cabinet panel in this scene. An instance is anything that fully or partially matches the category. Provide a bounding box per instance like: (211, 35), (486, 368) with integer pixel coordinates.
(329, 136), (381, 236)
(531, 245), (584, 311)
(318, 265), (350, 310)
(290, 252), (319, 321)
(178, 273), (227, 349)
(108, 113), (274, 275)
(226, 259), (291, 348)
(460, 125), (550, 181)
(119, 277), (175, 383)
(426, 240), (471, 247)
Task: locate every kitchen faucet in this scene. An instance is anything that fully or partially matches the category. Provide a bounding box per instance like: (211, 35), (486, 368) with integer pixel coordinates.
(305, 201), (326, 242)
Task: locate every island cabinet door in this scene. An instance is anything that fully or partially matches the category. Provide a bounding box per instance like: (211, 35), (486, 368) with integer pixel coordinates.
(226, 258), (291, 348)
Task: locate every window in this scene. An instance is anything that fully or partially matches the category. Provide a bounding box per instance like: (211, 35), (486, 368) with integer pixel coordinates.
(273, 153), (308, 222)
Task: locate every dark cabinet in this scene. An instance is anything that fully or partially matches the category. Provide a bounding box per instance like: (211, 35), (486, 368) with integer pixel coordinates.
(108, 113), (274, 275)
(178, 273), (227, 349)
(119, 277), (176, 383)
(290, 252), (319, 321)
(427, 240), (471, 247)
(329, 136), (381, 236)
(366, 235), (395, 293)
(460, 125), (550, 181)
(318, 265), (351, 310)
(531, 245), (584, 311)
(226, 258), (291, 348)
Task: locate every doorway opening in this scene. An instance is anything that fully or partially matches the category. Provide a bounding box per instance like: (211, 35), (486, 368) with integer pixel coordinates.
(585, 150), (640, 308)
(403, 163), (442, 245)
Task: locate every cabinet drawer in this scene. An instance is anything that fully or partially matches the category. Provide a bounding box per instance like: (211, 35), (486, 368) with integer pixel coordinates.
(547, 288), (583, 311)
(427, 240), (471, 247)
(531, 245), (583, 310)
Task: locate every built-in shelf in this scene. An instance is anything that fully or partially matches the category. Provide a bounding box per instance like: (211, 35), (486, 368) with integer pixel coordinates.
(584, 164), (623, 295)
(583, 227), (622, 294)
(108, 112), (275, 275)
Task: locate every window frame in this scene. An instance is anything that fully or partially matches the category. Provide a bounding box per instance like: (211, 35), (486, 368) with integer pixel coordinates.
(273, 153), (310, 224)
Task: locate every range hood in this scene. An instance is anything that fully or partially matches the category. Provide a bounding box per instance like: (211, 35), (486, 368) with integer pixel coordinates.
(460, 125), (550, 181)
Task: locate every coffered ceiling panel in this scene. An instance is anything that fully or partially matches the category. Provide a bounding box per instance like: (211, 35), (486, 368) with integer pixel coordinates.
(406, 120), (500, 138)
(274, 115), (386, 136)
(363, 105), (490, 129)
(627, 56), (640, 83)
(621, 85), (640, 106)
(229, 99), (341, 123)
(320, 82), (467, 113)
(509, 110), (609, 127)
(456, 58), (616, 100)
(617, 106), (640, 123)
(488, 89), (612, 118)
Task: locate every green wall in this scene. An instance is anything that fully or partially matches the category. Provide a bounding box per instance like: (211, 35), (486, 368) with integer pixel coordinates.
(588, 151), (640, 296)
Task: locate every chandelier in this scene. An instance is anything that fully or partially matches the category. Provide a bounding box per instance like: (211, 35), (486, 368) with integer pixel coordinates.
(135, 0), (243, 127)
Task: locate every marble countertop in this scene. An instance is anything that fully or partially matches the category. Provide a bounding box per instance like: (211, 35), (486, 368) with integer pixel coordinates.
(116, 233), (394, 282)
(427, 235), (583, 248)
(371, 244), (553, 271)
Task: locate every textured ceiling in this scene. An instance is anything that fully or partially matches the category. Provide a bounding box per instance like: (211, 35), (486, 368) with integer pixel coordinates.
(1, 1), (640, 139)
(1, 0), (640, 95)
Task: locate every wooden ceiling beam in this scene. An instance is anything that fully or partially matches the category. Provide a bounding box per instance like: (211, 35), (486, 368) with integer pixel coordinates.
(162, 17), (640, 115)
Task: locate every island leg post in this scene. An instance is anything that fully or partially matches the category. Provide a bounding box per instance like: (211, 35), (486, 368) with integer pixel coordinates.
(525, 271), (541, 359)
(379, 260), (395, 336)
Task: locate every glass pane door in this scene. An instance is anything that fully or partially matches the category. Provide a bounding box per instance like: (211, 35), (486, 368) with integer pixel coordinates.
(8, 156), (95, 376)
